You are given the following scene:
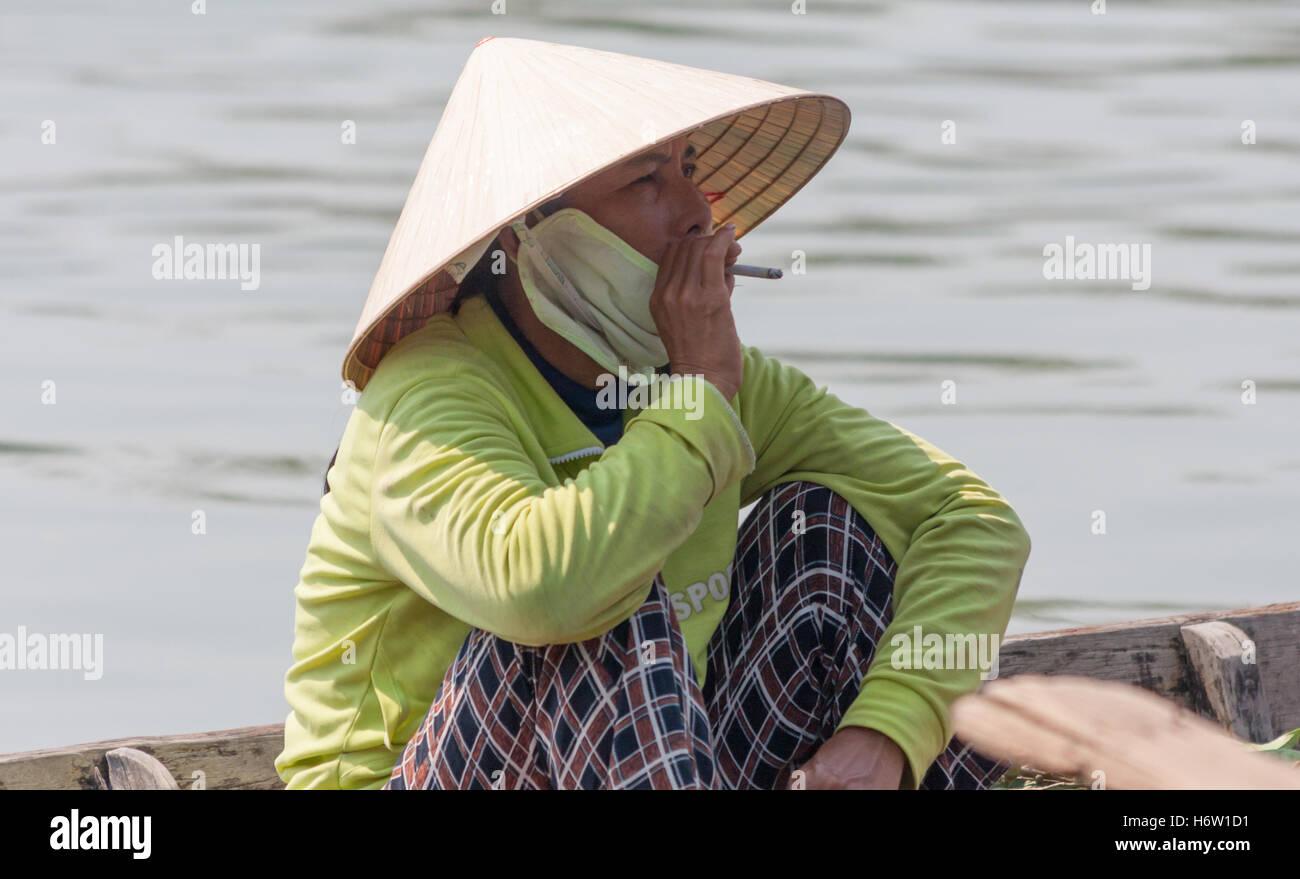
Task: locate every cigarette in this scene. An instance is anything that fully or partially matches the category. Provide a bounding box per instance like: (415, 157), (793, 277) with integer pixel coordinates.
(725, 263), (783, 279)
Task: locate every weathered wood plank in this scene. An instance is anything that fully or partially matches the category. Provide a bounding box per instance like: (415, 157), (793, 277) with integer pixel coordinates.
(952, 674), (1300, 789)
(998, 601), (1300, 733)
(0, 725), (285, 790)
(105, 747), (180, 790)
(1180, 621), (1276, 742)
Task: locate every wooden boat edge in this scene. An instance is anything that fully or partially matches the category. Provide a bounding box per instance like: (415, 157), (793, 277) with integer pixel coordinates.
(3, 600), (1297, 789)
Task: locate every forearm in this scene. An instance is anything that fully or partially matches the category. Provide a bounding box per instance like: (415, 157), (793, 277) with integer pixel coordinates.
(372, 374), (757, 645)
(835, 498), (1029, 789)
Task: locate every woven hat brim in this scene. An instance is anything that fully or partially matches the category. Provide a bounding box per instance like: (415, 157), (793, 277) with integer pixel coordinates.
(344, 92), (849, 391)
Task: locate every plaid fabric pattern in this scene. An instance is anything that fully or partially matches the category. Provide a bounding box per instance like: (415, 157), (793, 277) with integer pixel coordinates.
(385, 480), (1009, 790)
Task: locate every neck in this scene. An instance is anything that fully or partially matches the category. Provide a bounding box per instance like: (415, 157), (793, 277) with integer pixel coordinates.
(496, 266), (608, 390)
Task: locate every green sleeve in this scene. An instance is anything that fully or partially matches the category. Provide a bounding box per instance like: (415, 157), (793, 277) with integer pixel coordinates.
(736, 345), (1031, 790)
(370, 368), (756, 646)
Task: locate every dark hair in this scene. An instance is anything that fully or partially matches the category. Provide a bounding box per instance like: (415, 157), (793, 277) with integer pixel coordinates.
(449, 193), (569, 316)
(449, 236), (504, 315)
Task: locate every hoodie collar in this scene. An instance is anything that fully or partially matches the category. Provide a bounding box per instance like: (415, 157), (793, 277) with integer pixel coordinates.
(454, 293), (618, 463)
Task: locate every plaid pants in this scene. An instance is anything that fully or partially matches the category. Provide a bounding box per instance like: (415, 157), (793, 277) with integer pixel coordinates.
(385, 481), (1009, 790)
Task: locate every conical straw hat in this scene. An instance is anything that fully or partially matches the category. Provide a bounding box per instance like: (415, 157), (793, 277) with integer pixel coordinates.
(343, 36), (851, 391)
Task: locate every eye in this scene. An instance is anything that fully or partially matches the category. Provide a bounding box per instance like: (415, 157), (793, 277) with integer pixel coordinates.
(634, 164), (697, 185)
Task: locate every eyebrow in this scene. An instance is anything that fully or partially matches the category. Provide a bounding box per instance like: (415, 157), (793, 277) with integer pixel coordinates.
(628, 143), (696, 167)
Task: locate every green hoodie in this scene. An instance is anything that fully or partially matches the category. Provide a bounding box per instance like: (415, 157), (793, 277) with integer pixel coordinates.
(275, 293), (1031, 789)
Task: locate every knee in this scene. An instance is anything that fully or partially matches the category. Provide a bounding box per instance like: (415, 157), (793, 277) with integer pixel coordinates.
(758, 480), (893, 558)
(746, 480), (897, 600)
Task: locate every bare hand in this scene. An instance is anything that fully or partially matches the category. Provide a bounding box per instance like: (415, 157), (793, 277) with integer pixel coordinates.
(784, 727), (907, 790)
(649, 223), (743, 402)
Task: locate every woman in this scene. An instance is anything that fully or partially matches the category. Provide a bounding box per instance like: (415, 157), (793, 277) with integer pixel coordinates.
(275, 37), (1031, 790)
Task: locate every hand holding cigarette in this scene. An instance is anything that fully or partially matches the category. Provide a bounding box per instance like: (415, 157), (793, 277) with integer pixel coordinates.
(651, 224), (744, 401)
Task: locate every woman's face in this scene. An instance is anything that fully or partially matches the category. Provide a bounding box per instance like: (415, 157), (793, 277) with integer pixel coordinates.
(521, 134), (718, 266)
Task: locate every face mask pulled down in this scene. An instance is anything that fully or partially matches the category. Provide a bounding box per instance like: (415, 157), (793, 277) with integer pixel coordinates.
(507, 208), (667, 375)
(505, 209), (706, 420)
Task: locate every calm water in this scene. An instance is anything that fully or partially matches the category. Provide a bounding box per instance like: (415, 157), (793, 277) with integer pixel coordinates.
(2, 0), (1298, 752)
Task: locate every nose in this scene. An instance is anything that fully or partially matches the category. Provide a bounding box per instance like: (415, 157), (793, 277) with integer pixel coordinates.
(669, 165), (714, 238)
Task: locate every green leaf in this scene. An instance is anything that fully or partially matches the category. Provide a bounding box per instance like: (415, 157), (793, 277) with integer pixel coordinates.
(990, 765), (1090, 790)
(1245, 727), (1300, 753)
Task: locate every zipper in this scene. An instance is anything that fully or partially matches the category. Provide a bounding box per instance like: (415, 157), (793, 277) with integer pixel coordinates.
(547, 445), (605, 465)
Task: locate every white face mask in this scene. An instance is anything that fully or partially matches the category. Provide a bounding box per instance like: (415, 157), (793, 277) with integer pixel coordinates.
(507, 208), (667, 377)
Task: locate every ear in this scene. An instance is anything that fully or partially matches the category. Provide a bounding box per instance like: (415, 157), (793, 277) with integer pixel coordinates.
(499, 225), (521, 262)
